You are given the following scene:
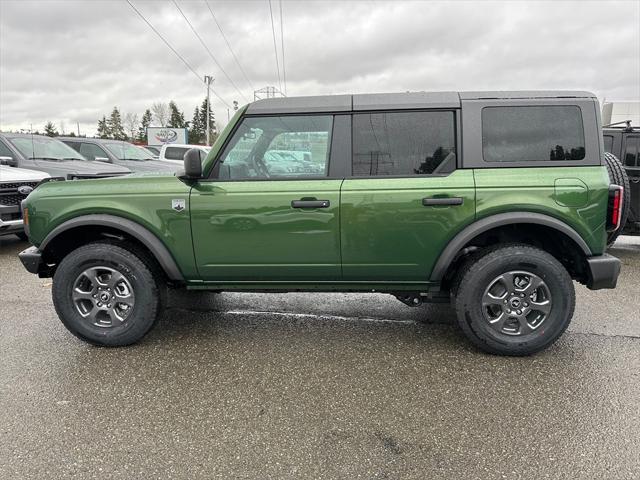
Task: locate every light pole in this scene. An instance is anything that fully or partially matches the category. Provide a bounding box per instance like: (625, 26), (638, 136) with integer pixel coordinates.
(204, 75), (213, 146)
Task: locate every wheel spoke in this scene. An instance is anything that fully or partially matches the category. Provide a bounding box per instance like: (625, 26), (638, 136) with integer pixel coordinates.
(483, 289), (507, 307)
(517, 315), (533, 334)
(499, 272), (515, 290)
(523, 276), (545, 295)
(107, 270), (126, 289)
(487, 312), (507, 332)
(72, 288), (94, 302)
(530, 299), (551, 315)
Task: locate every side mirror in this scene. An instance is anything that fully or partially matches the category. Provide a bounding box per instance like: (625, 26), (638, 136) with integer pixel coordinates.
(182, 148), (203, 178)
(0, 156), (17, 167)
(94, 157), (110, 163)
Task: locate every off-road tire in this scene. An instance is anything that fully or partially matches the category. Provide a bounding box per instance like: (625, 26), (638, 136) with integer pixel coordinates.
(52, 241), (162, 346)
(454, 244), (575, 356)
(604, 152), (630, 246)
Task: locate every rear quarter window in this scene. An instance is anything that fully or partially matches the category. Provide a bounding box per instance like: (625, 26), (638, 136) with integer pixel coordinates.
(482, 106), (585, 162)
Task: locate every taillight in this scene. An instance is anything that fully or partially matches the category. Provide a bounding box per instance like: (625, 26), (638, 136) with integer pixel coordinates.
(606, 185), (623, 231)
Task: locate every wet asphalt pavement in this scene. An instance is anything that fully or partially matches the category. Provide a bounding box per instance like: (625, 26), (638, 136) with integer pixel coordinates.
(1, 235), (639, 479)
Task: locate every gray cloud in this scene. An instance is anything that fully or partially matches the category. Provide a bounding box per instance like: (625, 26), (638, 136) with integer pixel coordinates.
(0, 0), (638, 136)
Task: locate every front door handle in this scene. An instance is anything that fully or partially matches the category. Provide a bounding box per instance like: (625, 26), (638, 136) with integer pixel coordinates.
(422, 197), (464, 206)
(291, 199), (330, 209)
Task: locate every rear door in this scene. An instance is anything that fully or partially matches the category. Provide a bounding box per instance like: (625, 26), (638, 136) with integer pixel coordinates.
(190, 114), (345, 282)
(340, 110), (476, 282)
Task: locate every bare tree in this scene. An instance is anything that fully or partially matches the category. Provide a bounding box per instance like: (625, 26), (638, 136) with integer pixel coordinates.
(123, 113), (140, 141)
(151, 102), (169, 127)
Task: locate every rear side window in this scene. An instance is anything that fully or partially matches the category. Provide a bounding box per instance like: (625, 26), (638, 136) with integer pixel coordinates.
(352, 111), (456, 176)
(165, 146), (189, 160)
(625, 136), (638, 167)
(482, 106), (585, 162)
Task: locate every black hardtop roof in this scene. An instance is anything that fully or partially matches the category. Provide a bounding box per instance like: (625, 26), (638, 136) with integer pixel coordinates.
(246, 90), (596, 114)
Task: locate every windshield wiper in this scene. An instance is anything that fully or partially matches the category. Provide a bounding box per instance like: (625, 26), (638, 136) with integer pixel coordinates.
(121, 158), (149, 161)
(62, 157), (85, 161)
(29, 156), (62, 161)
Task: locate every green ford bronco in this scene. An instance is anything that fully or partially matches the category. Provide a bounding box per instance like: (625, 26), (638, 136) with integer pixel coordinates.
(19, 91), (624, 355)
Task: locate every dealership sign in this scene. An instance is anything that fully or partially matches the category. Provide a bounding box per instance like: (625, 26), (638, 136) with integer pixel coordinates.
(147, 127), (188, 146)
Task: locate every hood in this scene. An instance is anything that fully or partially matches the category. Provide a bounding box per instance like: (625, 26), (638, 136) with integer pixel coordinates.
(31, 158), (131, 177)
(0, 165), (50, 182)
(117, 159), (179, 173)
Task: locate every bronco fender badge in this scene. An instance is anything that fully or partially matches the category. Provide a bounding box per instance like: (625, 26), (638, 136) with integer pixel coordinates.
(171, 199), (186, 212)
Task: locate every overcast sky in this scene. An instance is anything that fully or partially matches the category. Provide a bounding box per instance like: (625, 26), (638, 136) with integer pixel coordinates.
(1, 0), (639, 136)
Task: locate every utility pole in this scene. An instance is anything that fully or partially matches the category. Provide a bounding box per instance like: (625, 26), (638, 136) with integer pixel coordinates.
(204, 75), (214, 146)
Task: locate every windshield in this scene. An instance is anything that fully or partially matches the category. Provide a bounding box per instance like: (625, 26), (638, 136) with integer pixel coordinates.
(104, 142), (154, 161)
(8, 136), (86, 161)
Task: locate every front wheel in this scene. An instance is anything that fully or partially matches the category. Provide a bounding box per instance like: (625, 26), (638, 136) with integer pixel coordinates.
(453, 244), (575, 356)
(52, 242), (162, 346)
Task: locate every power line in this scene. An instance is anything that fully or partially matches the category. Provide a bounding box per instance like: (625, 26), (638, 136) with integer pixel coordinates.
(267, 0), (282, 92)
(171, 0), (249, 103)
(204, 0), (254, 92)
(279, 0), (287, 95)
(125, 0), (201, 84)
(125, 0), (231, 109)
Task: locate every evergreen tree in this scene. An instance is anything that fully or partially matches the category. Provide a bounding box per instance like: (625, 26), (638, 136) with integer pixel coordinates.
(138, 109), (153, 142)
(198, 97), (217, 144)
(107, 107), (126, 140)
(168, 101), (186, 128)
(189, 106), (203, 144)
(44, 121), (58, 137)
(97, 116), (110, 139)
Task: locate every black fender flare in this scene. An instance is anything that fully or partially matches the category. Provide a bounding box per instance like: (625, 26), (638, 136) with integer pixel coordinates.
(429, 212), (593, 282)
(39, 214), (184, 282)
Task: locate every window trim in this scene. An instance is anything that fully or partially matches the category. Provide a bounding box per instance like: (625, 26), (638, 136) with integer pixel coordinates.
(481, 105), (586, 164)
(348, 108), (460, 179)
(206, 113), (338, 182)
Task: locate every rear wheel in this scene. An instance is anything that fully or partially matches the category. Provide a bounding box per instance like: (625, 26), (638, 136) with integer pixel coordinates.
(52, 242), (162, 346)
(454, 244), (575, 356)
(604, 152), (630, 246)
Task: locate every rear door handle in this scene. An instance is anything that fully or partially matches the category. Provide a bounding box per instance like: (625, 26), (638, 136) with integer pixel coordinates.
(291, 199), (330, 209)
(422, 197), (464, 206)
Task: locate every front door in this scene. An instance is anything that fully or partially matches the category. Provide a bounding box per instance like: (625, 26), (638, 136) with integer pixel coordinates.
(191, 114), (342, 282)
(340, 110), (476, 282)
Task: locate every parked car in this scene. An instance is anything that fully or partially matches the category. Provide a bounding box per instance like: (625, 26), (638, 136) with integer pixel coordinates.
(158, 143), (210, 165)
(59, 137), (177, 173)
(0, 165), (49, 239)
(19, 91), (622, 356)
(0, 133), (131, 179)
(603, 121), (638, 236)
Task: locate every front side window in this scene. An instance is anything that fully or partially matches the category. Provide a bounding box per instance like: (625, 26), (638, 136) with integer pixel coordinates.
(624, 136), (638, 167)
(482, 106), (585, 162)
(217, 115), (332, 179)
(165, 147), (189, 161)
(79, 143), (109, 161)
(352, 111), (456, 176)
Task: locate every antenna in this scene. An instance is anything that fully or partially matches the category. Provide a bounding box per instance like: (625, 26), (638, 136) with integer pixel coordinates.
(30, 123), (35, 159)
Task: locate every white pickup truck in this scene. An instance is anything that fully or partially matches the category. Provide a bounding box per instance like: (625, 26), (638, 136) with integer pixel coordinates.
(158, 144), (211, 165)
(0, 164), (49, 239)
